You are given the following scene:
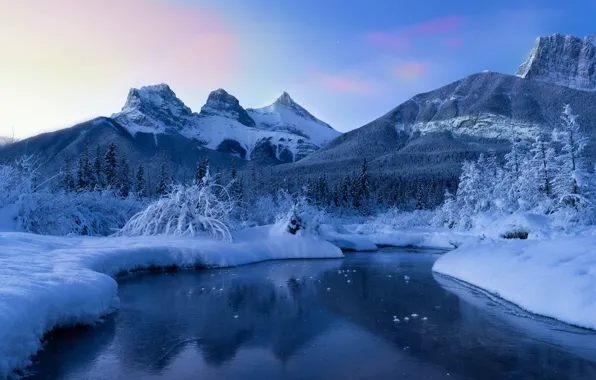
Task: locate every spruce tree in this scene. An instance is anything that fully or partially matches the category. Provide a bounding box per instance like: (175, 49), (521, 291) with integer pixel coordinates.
(76, 158), (86, 191)
(136, 164), (145, 196)
(195, 159), (210, 184)
(82, 142), (93, 190)
(62, 155), (75, 192)
(156, 162), (168, 196)
(553, 104), (591, 208)
(104, 143), (118, 188)
(119, 158), (131, 198)
(93, 146), (103, 190)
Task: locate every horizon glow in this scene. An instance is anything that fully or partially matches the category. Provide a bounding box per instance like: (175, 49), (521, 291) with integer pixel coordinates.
(0, 0), (592, 139)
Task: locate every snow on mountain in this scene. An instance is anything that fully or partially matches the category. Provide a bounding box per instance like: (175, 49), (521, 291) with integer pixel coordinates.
(516, 34), (596, 91)
(113, 85), (339, 163)
(248, 92), (340, 147)
(0, 136), (14, 146)
(112, 84), (196, 136)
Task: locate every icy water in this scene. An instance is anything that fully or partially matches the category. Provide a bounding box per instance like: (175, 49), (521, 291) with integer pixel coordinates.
(29, 248), (596, 380)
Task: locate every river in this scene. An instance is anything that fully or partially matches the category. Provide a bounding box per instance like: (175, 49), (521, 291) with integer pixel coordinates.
(28, 248), (596, 379)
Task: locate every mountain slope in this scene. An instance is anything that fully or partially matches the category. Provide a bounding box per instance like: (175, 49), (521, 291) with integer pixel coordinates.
(0, 117), (242, 182)
(248, 92), (339, 147)
(265, 70), (596, 206)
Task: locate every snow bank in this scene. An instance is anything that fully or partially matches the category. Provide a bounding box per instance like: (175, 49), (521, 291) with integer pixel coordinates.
(0, 229), (342, 377)
(433, 236), (596, 330)
(317, 224), (377, 251)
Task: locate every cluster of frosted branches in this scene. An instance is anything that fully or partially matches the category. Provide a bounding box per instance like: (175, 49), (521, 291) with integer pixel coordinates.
(273, 191), (325, 236)
(117, 179), (235, 241)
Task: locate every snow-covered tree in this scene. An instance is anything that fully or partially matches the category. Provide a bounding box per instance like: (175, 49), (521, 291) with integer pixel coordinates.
(93, 146), (103, 190)
(118, 172), (236, 241)
(104, 143), (118, 188)
(195, 159), (210, 184)
(119, 158), (131, 198)
(136, 164), (145, 197)
(155, 162), (169, 196)
(553, 104), (591, 208)
(61, 155), (75, 192)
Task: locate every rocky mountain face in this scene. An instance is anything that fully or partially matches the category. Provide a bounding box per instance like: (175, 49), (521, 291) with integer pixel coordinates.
(268, 69), (596, 206)
(113, 84), (196, 135)
(516, 34), (596, 91)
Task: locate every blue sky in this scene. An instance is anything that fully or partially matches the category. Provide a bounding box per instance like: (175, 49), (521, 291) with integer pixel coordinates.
(1, 0), (594, 138)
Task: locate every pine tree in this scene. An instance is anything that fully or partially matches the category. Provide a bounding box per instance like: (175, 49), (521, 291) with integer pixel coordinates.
(155, 162), (168, 196)
(359, 158), (370, 199)
(214, 167), (222, 186)
(81, 142), (93, 191)
(119, 158), (131, 198)
(62, 155), (75, 192)
(76, 158), (86, 191)
(195, 159), (210, 184)
(93, 146), (103, 190)
(341, 178), (350, 207)
(553, 104), (591, 208)
(136, 164), (145, 196)
(104, 143), (118, 188)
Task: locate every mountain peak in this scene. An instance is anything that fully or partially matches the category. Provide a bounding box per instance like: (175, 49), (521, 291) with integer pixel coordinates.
(275, 92), (296, 108)
(516, 33), (596, 91)
(200, 89), (256, 127)
(123, 84), (189, 113)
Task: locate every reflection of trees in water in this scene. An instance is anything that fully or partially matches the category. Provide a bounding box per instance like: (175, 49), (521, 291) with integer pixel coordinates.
(110, 263), (338, 372)
(29, 318), (116, 380)
(31, 256), (596, 380)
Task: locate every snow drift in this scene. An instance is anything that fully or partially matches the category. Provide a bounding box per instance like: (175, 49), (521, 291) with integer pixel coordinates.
(0, 229), (342, 377)
(433, 236), (596, 330)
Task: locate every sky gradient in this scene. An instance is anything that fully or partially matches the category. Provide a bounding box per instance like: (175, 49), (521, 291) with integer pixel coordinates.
(1, 0), (594, 139)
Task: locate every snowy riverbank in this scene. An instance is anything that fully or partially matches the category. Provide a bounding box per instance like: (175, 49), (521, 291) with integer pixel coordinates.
(0, 228), (342, 378)
(433, 236), (596, 330)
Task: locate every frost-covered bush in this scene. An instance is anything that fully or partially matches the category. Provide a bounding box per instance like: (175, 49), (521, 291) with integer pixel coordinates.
(273, 192), (325, 236)
(0, 156), (143, 235)
(118, 178), (235, 241)
(20, 190), (143, 236)
(367, 208), (435, 233)
(246, 190), (294, 226)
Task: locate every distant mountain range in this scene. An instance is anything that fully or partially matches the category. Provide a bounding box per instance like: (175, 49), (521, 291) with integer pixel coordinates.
(0, 86), (339, 175)
(2, 33), (596, 205)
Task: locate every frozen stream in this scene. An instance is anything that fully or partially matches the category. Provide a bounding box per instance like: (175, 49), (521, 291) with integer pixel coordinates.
(28, 248), (596, 379)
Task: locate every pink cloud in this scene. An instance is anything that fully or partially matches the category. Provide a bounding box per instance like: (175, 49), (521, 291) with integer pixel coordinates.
(322, 77), (373, 93)
(365, 16), (464, 51)
(395, 62), (429, 79)
(444, 37), (463, 49)
(365, 33), (410, 51)
(414, 16), (463, 34)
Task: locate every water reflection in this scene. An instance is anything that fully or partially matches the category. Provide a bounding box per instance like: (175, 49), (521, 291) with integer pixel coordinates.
(29, 250), (596, 380)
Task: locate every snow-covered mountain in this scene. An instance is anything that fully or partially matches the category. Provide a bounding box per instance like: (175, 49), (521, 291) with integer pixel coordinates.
(112, 86), (340, 164)
(0, 136), (14, 146)
(112, 84), (196, 136)
(516, 34), (596, 91)
(247, 92), (338, 147)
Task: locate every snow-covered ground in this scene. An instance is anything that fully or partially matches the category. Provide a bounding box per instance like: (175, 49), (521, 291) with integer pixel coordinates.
(433, 236), (596, 330)
(0, 228), (342, 378)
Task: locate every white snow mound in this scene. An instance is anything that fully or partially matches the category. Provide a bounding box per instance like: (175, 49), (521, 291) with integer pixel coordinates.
(433, 236), (596, 330)
(0, 228), (342, 377)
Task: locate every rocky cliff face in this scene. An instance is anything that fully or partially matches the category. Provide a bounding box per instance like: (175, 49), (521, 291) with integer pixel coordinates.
(516, 34), (596, 91)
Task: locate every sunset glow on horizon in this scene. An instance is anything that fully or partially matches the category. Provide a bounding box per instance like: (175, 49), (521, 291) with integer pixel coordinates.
(0, 0), (590, 139)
